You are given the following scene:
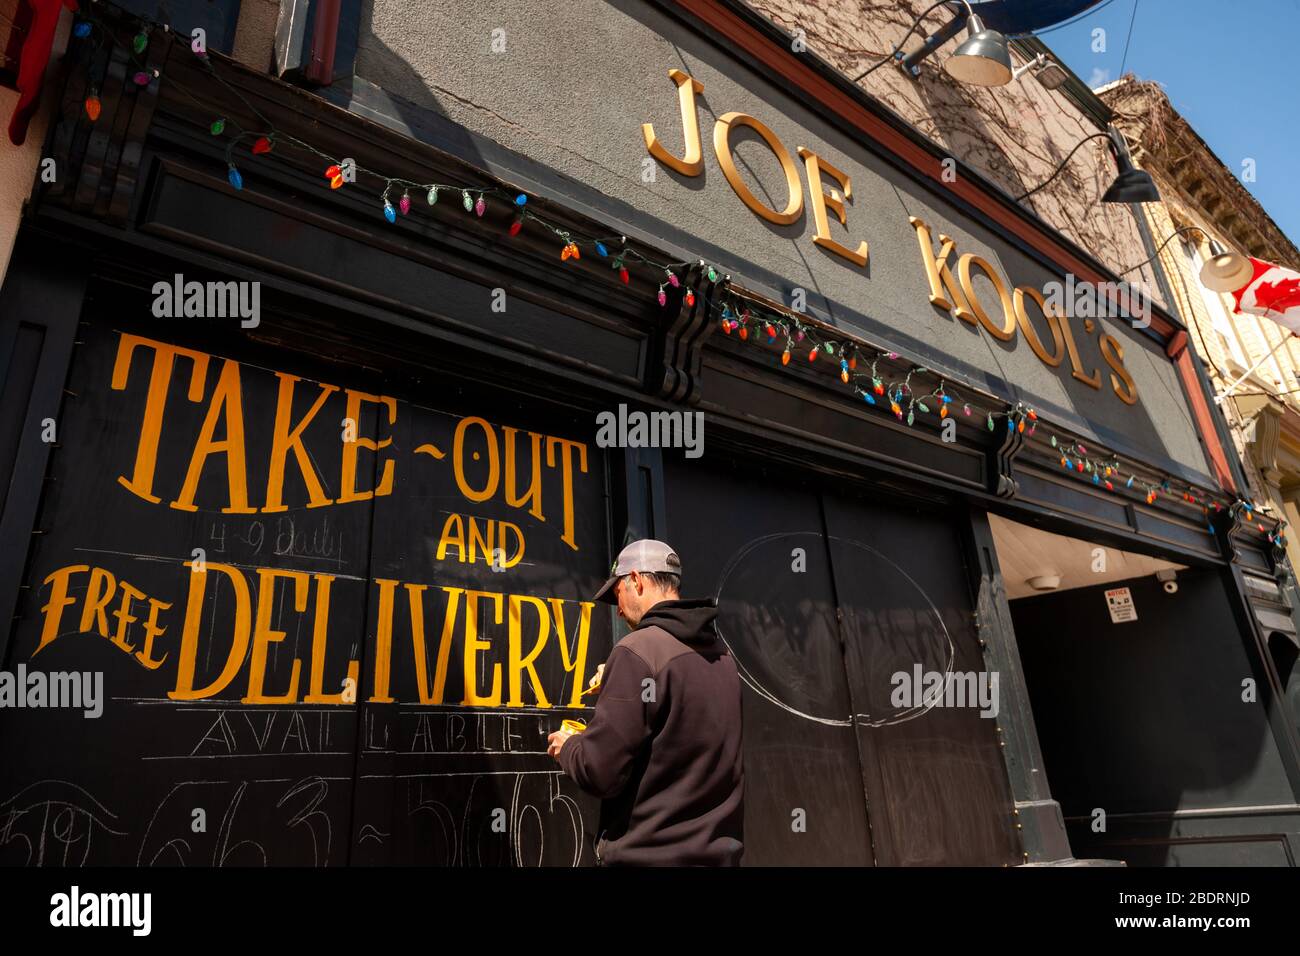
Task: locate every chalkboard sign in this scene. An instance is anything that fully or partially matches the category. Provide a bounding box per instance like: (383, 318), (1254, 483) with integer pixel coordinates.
(0, 318), (612, 866)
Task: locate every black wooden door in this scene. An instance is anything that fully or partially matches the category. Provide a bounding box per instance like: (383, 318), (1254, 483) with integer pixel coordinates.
(824, 497), (1021, 865)
(663, 455), (1021, 865)
(662, 457), (876, 865)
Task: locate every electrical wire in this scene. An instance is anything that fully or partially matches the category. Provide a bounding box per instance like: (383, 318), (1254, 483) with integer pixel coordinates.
(1013, 131), (1109, 201)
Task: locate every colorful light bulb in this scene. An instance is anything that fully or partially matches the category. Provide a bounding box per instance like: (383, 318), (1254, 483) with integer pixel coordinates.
(619, 266), (630, 284)
(462, 190), (473, 212)
(657, 286), (666, 307)
(74, 21), (92, 38)
(133, 71), (151, 87)
(84, 94), (101, 121)
(383, 199), (396, 223)
(685, 290), (695, 306)
(227, 165), (243, 190)
(399, 192), (411, 215)
(210, 118), (225, 135)
(515, 194), (527, 206)
(475, 195), (486, 216)
(427, 187), (438, 205)
(665, 269), (679, 288)
(252, 136), (272, 154)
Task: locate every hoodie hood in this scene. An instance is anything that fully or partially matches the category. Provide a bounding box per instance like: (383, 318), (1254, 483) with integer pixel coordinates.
(636, 598), (721, 647)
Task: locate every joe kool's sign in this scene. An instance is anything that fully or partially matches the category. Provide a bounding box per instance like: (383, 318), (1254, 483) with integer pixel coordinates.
(25, 330), (601, 711)
(642, 69), (1142, 407)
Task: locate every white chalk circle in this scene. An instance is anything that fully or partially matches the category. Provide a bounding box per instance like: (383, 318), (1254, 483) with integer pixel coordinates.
(713, 532), (955, 728)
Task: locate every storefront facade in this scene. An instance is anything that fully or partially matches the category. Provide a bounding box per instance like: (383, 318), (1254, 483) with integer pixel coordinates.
(1, 0), (1297, 866)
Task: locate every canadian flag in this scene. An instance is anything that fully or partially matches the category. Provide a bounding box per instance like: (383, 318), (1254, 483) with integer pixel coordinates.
(1231, 257), (1300, 332)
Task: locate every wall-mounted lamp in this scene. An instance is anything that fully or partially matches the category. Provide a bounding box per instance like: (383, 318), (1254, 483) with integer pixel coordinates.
(1116, 225), (1252, 291)
(1100, 126), (1160, 204)
(853, 0), (1012, 87)
(1199, 239), (1255, 292)
(1013, 124), (1159, 204)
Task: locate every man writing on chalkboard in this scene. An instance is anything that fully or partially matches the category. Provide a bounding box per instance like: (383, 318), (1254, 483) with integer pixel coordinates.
(547, 539), (744, 866)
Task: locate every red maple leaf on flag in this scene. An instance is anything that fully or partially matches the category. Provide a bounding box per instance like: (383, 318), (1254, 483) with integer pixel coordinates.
(1252, 275), (1300, 316)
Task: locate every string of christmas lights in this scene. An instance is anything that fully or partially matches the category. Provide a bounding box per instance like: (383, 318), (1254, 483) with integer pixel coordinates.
(61, 2), (1286, 552)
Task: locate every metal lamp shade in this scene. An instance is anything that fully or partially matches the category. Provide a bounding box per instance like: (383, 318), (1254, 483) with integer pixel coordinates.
(943, 16), (1013, 87)
(1199, 240), (1254, 292)
(1101, 167), (1160, 204)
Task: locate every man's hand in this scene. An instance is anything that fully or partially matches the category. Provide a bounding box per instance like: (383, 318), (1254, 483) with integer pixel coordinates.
(547, 727), (575, 760)
(587, 663), (605, 696)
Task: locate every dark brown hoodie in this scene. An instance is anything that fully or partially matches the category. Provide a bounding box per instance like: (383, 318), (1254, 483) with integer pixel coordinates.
(558, 598), (744, 866)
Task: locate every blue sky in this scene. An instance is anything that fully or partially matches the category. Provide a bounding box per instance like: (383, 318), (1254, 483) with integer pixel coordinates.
(1036, 0), (1300, 251)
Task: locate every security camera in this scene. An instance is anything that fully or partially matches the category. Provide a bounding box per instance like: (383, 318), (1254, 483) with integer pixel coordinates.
(1156, 568), (1177, 594)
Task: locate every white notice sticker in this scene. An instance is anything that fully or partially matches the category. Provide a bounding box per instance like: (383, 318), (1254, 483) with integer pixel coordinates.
(1105, 586), (1137, 623)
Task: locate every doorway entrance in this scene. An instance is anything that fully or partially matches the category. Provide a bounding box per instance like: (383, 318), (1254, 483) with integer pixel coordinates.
(989, 513), (1297, 865)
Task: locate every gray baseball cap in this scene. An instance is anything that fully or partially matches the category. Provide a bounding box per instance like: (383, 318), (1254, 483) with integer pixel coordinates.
(593, 539), (682, 604)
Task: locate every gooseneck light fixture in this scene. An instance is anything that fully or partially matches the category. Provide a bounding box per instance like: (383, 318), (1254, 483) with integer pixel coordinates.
(1115, 225), (1253, 290)
(852, 0), (1013, 87)
(1198, 239), (1255, 292)
(1013, 124), (1160, 205)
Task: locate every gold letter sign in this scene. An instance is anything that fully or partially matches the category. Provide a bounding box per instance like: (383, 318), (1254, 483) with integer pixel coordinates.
(641, 69), (705, 177)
